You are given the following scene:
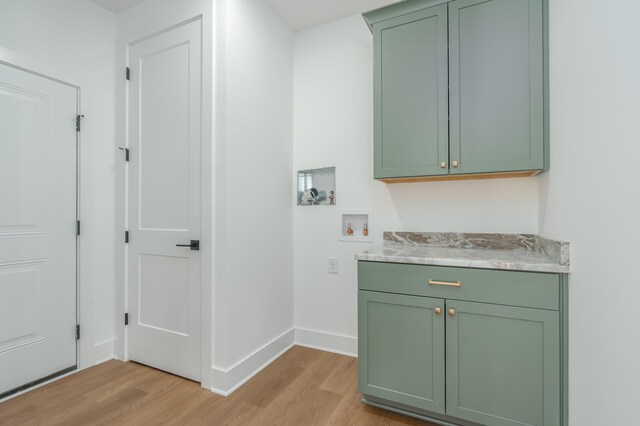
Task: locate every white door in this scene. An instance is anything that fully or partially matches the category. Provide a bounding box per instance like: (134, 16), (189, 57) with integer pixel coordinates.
(0, 63), (77, 396)
(127, 20), (202, 381)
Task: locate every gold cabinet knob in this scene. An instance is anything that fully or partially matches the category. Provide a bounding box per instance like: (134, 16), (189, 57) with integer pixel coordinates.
(452, 161), (459, 168)
(449, 308), (456, 317)
(440, 161), (447, 168)
(435, 307), (442, 315)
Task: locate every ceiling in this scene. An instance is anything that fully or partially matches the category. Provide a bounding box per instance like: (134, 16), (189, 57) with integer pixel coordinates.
(264, 0), (402, 32)
(90, 0), (147, 14)
(90, 0), (401, 31)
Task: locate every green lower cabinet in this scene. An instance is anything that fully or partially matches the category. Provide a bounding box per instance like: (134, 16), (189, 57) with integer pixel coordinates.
(358, 291), (445, 413)
(446, 301), (560, 426)
(357, 261), (567, 426)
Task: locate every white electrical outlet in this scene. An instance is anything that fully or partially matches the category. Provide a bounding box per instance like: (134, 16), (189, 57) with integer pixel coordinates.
(328, 257), (338, 274)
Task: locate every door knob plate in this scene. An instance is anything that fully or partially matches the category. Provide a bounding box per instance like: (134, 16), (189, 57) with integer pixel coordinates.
(176, 240), (200, 251)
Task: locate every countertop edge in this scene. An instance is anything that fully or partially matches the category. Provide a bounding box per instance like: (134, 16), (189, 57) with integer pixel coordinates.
(354, 254), (571, 274)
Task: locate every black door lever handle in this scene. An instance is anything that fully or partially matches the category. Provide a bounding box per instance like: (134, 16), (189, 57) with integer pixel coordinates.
(176, 240), (200, 251)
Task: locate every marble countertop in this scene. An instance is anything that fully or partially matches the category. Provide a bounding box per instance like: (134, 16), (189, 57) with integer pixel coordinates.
(355, 232), (570, 274)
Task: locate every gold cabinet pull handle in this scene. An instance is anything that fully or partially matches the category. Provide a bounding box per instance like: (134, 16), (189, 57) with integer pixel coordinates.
(435, 307), (442, 315)
(428, 279), (462, 287)
(449, 308), (456, 317)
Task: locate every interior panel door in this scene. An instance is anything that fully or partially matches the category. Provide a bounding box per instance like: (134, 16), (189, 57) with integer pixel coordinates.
(127, 19), (202, 381)
(0, 63), (77, 396)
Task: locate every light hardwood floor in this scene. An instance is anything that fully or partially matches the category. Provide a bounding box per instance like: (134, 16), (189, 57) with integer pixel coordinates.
(0, 346), (434, 426)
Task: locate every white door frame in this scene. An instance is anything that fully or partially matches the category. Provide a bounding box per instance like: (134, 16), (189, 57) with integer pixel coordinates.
(114, 12), (214, 390)
(0, 57), (81, 383)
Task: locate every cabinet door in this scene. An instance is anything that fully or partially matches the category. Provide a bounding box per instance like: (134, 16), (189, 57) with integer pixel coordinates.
(449, 0), (544, 174)
(446, 301), (560, 426)
(373, 5), (449, 179)
(359, 290), (445, 413)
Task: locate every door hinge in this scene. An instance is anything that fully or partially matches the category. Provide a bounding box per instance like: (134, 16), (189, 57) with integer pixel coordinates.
(126, 67), (130, 80)
(125, 230), (129, 243)
(125, 313), (129, 326)
(118, 147), (130, 162)
(76, 220), (80, 236)
(75, 114), (85, 131)
(75, 324), (80, 340)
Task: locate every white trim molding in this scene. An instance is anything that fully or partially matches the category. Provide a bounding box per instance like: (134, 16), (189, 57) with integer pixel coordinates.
(295, 327), (357, 358)
(92, 339), (116, 366)
(211, 328), (295, 396)
(210, 327), (357, 397)
(4, 326), (356, 400)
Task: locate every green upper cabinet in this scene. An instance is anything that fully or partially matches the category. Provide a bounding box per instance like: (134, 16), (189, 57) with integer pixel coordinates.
(374, 5), (449, 179)
(364, 0), (548, 182)
(449, 0), (544, 175)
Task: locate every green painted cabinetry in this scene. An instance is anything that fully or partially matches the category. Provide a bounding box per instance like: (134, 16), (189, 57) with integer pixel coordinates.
(358, 291), (445, 413)
(364, 0), (548, 182)
(446, 301), (560, 426)
(358, 261), (568, 426)
(373, 5), (449, 179)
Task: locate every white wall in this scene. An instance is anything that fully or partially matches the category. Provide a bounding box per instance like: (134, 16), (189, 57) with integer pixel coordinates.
(292, 14), (540, 354)
(0, 0), (116, 368)
(211, 0), (294, 391)
(540, 0), (640, 424)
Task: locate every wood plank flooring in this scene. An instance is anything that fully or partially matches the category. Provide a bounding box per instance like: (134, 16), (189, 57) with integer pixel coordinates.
(0, 346), (435, 426)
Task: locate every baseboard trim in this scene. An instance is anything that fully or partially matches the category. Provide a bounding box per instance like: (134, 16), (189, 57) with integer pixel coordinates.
(92, 339), (116, 366)
(211, 328), (295, 396)
(295, 327), (357, 357)
(209, 327), (358, 397)
(1, 328), (358, 401)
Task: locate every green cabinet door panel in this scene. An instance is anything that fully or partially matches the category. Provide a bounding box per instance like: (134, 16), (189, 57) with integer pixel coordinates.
(373, 5), (449, 179)
(449, 0), (544, 174)
(446, 300), (560, 426)
(358, 290), (446, 413)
